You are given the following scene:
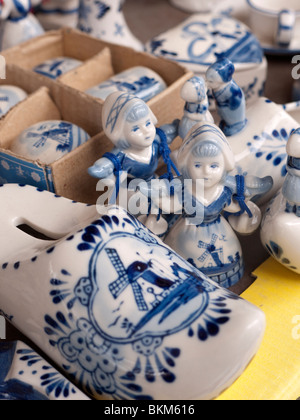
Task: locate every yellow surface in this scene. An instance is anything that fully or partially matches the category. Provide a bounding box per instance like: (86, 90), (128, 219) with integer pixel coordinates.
(217, 258), (300, 401)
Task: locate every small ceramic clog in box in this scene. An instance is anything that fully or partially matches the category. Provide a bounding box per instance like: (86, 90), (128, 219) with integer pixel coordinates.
(86, 66), (167, 103)
(33, 57), (83, 80)
(145, 13), (268, 106)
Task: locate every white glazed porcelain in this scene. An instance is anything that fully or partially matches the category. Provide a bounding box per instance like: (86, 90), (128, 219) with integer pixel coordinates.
(0, 85), (27, 118)
(0, 184), (266, 400)
(247, 0), (300, 50)
(33, 57), (83, 80)
(261, 128), (300, 274)
(10, 120), (90, 165)
(145, 13), (267, 106)
(0, 341), (90, 400)
(34, 0), (80, 30)
(78, 0), (144, 51)
(85, 66), (167, 103)
(0, 0), (44, 51)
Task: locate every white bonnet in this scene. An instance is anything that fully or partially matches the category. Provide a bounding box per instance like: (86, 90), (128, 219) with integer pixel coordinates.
(177, 122), (235, 172)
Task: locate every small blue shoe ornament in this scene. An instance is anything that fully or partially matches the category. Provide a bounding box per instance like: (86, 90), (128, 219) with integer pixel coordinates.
(261, 128), (300, 275)
(0, 184), (266, 400)
(205, 58), (300, 204)
(0, 0), (44, 51)
(0, 341), (90, 400)
(86, 66), (167, 103)
(10, 120), (90, 164)
(88, 92), (180, 237)
(140, 122), (273, 289)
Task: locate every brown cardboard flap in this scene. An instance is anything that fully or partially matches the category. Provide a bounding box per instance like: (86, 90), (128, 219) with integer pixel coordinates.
(52, 132), (112, 204)
(59, 48), (114, 91)
(0, 87), (61, 149)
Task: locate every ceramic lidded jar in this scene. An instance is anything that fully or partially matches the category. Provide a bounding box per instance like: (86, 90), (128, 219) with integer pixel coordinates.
(145, 13), (267, 106)
(85, 66), (167, 103)
(10, 120), (90, 164)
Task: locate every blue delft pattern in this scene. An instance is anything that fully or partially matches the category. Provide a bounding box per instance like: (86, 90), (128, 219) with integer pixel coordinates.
(44, 211), (240, 400)
(246, 125), (295, 179)
(147, 16), (263, 66)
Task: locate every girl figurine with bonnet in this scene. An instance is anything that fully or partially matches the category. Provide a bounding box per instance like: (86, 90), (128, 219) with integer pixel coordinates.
(162, 122), (272, 289)
(88, 92), (179, 236)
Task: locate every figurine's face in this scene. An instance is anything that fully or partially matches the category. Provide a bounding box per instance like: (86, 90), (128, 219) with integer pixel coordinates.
(124, 115), (156, 150)
(188, 153), (225, 189)
(206, 70), (224, 90)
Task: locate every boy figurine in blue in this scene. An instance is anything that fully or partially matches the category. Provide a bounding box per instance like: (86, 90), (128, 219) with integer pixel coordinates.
(206, 58), (247, 137)
(283, 128), (300, 217)
(179, 76), (214, 140)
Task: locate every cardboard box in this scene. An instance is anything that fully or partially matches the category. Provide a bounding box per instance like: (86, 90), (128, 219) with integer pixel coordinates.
(2, 28), (194, 132)
(0, 86), (108, 204)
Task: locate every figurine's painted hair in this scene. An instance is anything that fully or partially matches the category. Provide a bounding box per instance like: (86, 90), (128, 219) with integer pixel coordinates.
(126, 101), (150, 123)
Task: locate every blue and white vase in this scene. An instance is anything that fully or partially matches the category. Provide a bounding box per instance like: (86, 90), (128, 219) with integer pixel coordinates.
(86, 66), (167, 102)
(78, 0), (144, 51)
(145, 13), (267, 106)
(0, 184), (266, 400)
(0, 341), (90, 400)
(10, 120), (90, 164)
(34, 0), (80, 30)
(33, 57), (83, 80)
(0, 85), (27, 118)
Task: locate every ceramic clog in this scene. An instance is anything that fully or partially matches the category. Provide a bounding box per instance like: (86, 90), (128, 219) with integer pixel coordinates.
(0, 184), (266, 400)
(34, 0), (80, 30)
(85, 66), (167, 103)
(78, 0), (144, 52)
(10, 120), (90, 165)
(0, 341), (90, 400)
(0, 85), (28, 118)
(0, 0), (45, 51)
(145, 13), (267, 106)
(33, 57), (83, 80)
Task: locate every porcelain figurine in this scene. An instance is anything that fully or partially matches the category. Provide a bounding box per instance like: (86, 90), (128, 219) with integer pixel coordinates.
(247, 0), (300, 51)
(206, 58), (247, 137)
(34, 0), (80, 30)
(261, 128), (300, 274)
(161, 122), (271, 289)
(0, 341), (90, 400)
(0, 0), (44, 51)
(78, 0), (144, 52)
(34, 57), (83, 80)
(0, 85), (27, 118)
(204, 61), (299, 204)
(10, 120), (90, 165)
(88, 92), (179, 204)
(179, 76), (214, 140)
(86, 66), (167, 103)
(145, 13), (267, 106)
(0, 183), (266, 400)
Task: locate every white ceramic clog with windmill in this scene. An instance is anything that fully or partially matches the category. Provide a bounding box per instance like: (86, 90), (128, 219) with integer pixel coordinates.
(0, 184), (266, 400)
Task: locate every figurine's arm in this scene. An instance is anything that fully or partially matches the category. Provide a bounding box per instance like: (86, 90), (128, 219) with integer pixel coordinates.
(225, 175), (273, 201)
(158, 119), (180, 144)
(88, 157), (115, 179)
